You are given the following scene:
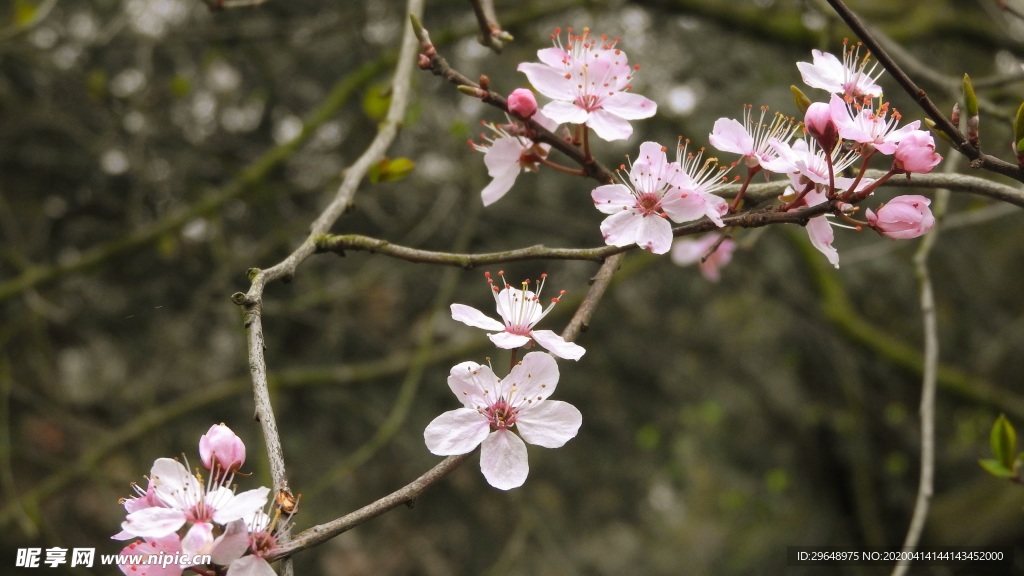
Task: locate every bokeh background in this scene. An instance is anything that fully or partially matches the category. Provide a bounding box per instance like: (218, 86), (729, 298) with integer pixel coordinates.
(2, 0), (1024, 574)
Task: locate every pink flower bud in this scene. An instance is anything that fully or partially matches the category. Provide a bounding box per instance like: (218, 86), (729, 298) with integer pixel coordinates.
(866, 195), (934, 239)
(893, 130), (941, 174)
(199, 423), (246, 473)
(507, 88), (538, 118)
(804, 101), (838, 151)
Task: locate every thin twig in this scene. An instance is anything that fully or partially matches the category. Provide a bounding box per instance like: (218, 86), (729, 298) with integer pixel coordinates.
(823, 0), (1024, 183)
(891, 153), (955, 576)
(467, 0), (514, 52)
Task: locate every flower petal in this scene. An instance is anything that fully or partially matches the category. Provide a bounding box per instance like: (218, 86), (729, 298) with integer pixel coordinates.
(447, 361), (495, 407)
(516, 400), (583, 448)
(709, 118), (754, 156)
(450, 304), (505, 331)
(634, 214), (673, 254)
(181, 522), (214, 558)
(424, 408), (489, 455)
(530, 330), (585, 361)
(540, 100), (589, 125)
(806, 215), (839, 268)
(600, 210), (642, 247)
(586, 109), (633, 141)
(211, 519), (250, 565)
(506, 351), (560, 403)
(591, 184), (634, 214)
(480, 430), (529, 490)
(601, 91), (657, 120)
(489, 331), (533, 349)
(212, 486), (269, 524)
(517, 62), (577, 101)
(228, 555), (278, 576)
(121, 507), (187, 539)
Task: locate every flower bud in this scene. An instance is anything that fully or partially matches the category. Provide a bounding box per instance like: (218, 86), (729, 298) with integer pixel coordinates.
(199, 423), (246, 473)
(866, 195), (934, 239)
(507, 88), (538, 119)
(804, 101), (838, 151)
(893, 130), (941, 174)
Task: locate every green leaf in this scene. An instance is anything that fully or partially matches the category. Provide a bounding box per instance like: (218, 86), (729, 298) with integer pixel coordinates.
(962, 73), (979, 118)
(979, 458), (1014, 478)
(368, 157), (415, 184)
(362, 83), (392, 123)
(790, 85), (811, 115)
(990, 413), (1017, 471)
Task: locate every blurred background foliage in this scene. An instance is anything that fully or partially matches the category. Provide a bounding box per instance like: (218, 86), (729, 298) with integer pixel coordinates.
(1, 0), (1024, 574)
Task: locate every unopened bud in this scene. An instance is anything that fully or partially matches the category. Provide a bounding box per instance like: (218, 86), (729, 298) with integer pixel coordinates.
(479, 75), (490, 91)
(507, 88), (538, 118)
(950, 103), (960, 128)
(804, 102), (838, 151)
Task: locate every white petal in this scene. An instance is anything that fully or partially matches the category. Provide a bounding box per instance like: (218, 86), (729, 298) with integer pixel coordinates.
(806, 215), (839, 268)
(447, 361), (496, 407)
(635, 215), (673, 254)
(541, 100), (589, 125)
(211, 519), (250, 565)
(150, 458), (197, 507)
(709, 118), (754, 156)
(424, 408), (490, 455)
(181, 522), (214, 558)
(121, 507), (186, 538)
(516, 400), (582, 448)
(601, 92), (657, 120)
(600, 210), (642, 247)
(592, 184), (634, 214)
(228, 556), (278, 576)
(450, 304), (505, 331)
(530, 330), (586, 361)
(481, 171), (518, 206)
(489, 331), (532, 349)
(506, 351), (559, 402)
(517, 62), (577, 101)
(586, 109), (633, 141)
(660, 191), (709, 223)
(480, 430), (529, 490)
(537, 47), (568, 68)
(212, 486), (270, 524)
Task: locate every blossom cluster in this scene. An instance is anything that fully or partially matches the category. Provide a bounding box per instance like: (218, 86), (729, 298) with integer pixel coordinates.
(426, 271), (583, 490)
(113, 424), (291, 576)
(469, 33), (941, 273)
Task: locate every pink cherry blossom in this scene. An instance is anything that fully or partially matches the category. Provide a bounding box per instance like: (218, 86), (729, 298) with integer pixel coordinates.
(517, 27), (656, 141)
(893, 130), (942, 174)
(828, 93), (919, 155)
(118, 534), (183, 576)
(670, 234), (735, 282)
(797, 44), (883, 99)
(765, 137), (862, 192)
(506, 88), (538, 118)
(803, 101), (838, 151)
(450, 271), (585, 361)
(227, 512), (278, 576)
(591, 141), (725, 254)
(119, 458), (270, 558)
(866, 195), (935, 239)
(199, 423), (246, 475)
(424, 352), (582, 490)
(709, 105), (799, 169)
(471, 112), (558, 206)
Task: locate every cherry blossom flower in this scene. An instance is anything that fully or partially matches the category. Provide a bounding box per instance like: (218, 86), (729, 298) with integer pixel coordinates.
(671, 234), (735, 282)
(199, 423), (246, 475)
(709, 105), (799, 169)
(227, 511), (278, 576)
(424, 352), (582, 490)
(507, 88), (537, 118)
(591, 141), (725, 254)
(119, 458), (270, 558)
(893, 130), (942, 174)
(471, 112), (558, 206)
(450, 271), (585, 361)
(517, 27), (656, 141)
(765, 136), (863, 191)
(675, 139), (732, 226)
(118, 534), (183, 576)
(828, 93), (919, 155)
(866, 195), (934, 239)
(797, 43), (883, 99)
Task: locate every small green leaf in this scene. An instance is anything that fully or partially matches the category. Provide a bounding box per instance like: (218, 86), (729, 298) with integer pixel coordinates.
(962, 73), (979, 118)
(368, 157), (415, 184)
(362, 83), (392, 123)
(990, 414), (1017, 471)
(979, 458), (1014, 478)
(1013, 103), (1024, 152)
(13, 0), (37, 27)
(790, 85), (811, 115)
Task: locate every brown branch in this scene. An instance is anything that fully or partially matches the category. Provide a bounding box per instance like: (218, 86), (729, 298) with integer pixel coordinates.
(467, 0), (513, 52)
(824, 0), (1024, 183)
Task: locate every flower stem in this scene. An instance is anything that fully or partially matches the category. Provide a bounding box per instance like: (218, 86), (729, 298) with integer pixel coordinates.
(729, 165), (760, 213)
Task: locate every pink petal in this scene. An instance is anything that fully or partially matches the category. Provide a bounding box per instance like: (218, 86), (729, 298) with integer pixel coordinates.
(516, 400), (582, 448)
(489, 331), (533, 349)
(450, 304), (505, 331)
(212, 486), (269, 524)
(211, 519), (250, 565)
(480, 430), (529, 490)
(806, 215), (839, 268)
(601, 92), (657, 120)
(600, 210), (642, 247)
(709, 118), (754, 156)
(530, 330), (586, 361)
(591, 183), (634, 214)
(661, 191), (712, 224)
(541, 100), (589, 125)
(121, 507), (186, 539)
(507, 351), (560, 401)
(228, 556), (277, 576)
(635, 214), (673, 254)
(797, 50), (843, 93)
(483, 137), (524, 177)
(481, 170), (518, 206)
(536, 47), (569, 68)
(424, 409), (490, 455)
(447, 361), (495, 407)
(586, 109), (633, 141)
(517, 62), (577, 100)
(181, 522), (215, 558)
